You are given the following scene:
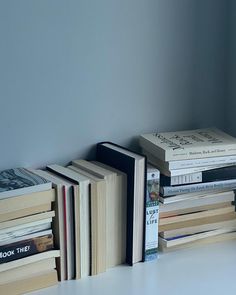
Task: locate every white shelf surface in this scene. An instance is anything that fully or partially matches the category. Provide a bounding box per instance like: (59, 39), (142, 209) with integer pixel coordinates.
(31, 240), (236, 295)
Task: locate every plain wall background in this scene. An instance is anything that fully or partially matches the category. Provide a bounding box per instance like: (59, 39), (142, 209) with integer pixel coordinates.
(227, 0), (236, 136)
(0, 0), (229, 170)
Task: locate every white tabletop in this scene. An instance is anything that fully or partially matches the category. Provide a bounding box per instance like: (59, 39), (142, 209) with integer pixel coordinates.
(31, 240), (236, 295)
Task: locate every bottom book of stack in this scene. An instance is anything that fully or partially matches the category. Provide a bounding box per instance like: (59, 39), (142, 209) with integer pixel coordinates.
(0, 187), (59, 294)
(0, 250), (60, 294)
(158, 190), (236, 251)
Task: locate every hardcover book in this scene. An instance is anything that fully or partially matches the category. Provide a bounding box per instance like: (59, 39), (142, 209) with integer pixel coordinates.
(140, 127), (236, 161)
(96, 142), (146, 265)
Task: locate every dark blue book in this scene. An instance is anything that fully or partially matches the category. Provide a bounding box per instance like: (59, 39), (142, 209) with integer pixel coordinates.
(96, 142), (147, 265)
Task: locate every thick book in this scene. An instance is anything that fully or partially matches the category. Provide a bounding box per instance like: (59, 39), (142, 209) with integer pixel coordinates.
(0, 256), (56, 284)
(0, 269), (58, 295)
(143, 148), (236, 170)
(158, 207), (236, 232)
(160, 165), (236, 186)
(139, 127), (236, 161)
(159, 227), (236, 249)
(159, 219), (236, 239)
(31, 170), (74, 281)
(0, 168), (52, 199)
(144, 165), (159, 262)
(0, 234), (54, 264)
(159, 232), (236, 252)
(96, 142), (146, 265)
(45, 165), (91, 279)
(0, 249), (60, 273)
(0, 189), (55, 223)
(159, 190), (235, 216)
(68, 165), (107, 276)
(71, 160), (127, 269)
(142, 148), (232, 177)
(160, 178), (236, 197)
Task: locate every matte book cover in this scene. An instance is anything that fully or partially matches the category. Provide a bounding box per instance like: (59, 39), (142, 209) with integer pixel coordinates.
(144, 165), (159, 261)
(0, 234), (54, 264)
(140, 128), (236, 161)
(160, 165), (236, 187)
(0, 168), (51, 199)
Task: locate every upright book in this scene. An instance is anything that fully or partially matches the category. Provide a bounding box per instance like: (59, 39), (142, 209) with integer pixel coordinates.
(96, 142), (146, 265)
(139, 127), (236, 161)
(71, 160), (127, 268)
(46, 165), (90, 279)
(144, 165), (159, 261)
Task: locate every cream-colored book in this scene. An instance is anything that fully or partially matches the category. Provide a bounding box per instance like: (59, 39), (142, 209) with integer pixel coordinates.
(140, 127), (236, 161)
(0, 269), (58, 295)
(71, 160), (127, 268)
(68, 165), (107, 276)
(46, 165), (92, 279)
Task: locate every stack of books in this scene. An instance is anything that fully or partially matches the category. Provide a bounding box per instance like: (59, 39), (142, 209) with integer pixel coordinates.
(140, 127), (236, 251)
(0, 168), (59, 294)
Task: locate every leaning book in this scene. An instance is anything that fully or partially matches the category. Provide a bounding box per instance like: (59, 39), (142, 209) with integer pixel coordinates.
(139, 127), (236, 161)
(144, 165), (159, 261)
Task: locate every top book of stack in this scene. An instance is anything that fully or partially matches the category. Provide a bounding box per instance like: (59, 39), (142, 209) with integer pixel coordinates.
(139, 128), (236, 162)
(0, 168), (51, 200)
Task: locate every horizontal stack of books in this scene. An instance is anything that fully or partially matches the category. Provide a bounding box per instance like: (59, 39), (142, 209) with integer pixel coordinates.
(140, 127), (236, 251)
(0, 168), (59, 294)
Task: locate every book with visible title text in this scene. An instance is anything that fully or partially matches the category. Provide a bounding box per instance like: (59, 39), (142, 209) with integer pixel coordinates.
(144, 165), (159, 261)
(140, 127), (236, 162)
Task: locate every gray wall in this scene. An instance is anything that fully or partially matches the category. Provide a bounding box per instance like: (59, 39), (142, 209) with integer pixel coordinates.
(227, 0), (236, 136)
(193, 0), (229, 130)
(0, 0), (229, 170)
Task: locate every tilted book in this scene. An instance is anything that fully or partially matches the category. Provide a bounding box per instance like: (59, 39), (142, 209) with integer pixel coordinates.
(140, 127), (236, 161)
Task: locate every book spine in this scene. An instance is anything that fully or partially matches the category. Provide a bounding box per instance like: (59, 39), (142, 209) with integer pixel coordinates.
(160, 165), (236, 186)
(160, 172), (202, 186)
(0, 234), (54, 264)
(168, 155), (236, 170)
(160, 179), (236, 197)
(165, 143), (236, 161)
(144, 168), (159, 261)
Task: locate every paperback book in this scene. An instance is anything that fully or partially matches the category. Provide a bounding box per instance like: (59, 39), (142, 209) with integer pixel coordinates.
(140, 127), (236, 161)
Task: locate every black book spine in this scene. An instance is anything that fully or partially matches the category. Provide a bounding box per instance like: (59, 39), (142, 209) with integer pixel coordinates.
(96, 143), (135, 266)
(160, 165), (236, 187)
(0, 234), (54, 264)
(96, 142), (147, 265)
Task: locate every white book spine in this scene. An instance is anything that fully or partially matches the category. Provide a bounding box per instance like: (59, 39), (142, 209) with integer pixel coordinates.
(168, 155), (236, 170)
(165, 143), (236, 161)
(144, 166), (159, 261)
(160, 178), (236, 196)
(170, 172), (202, 186)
